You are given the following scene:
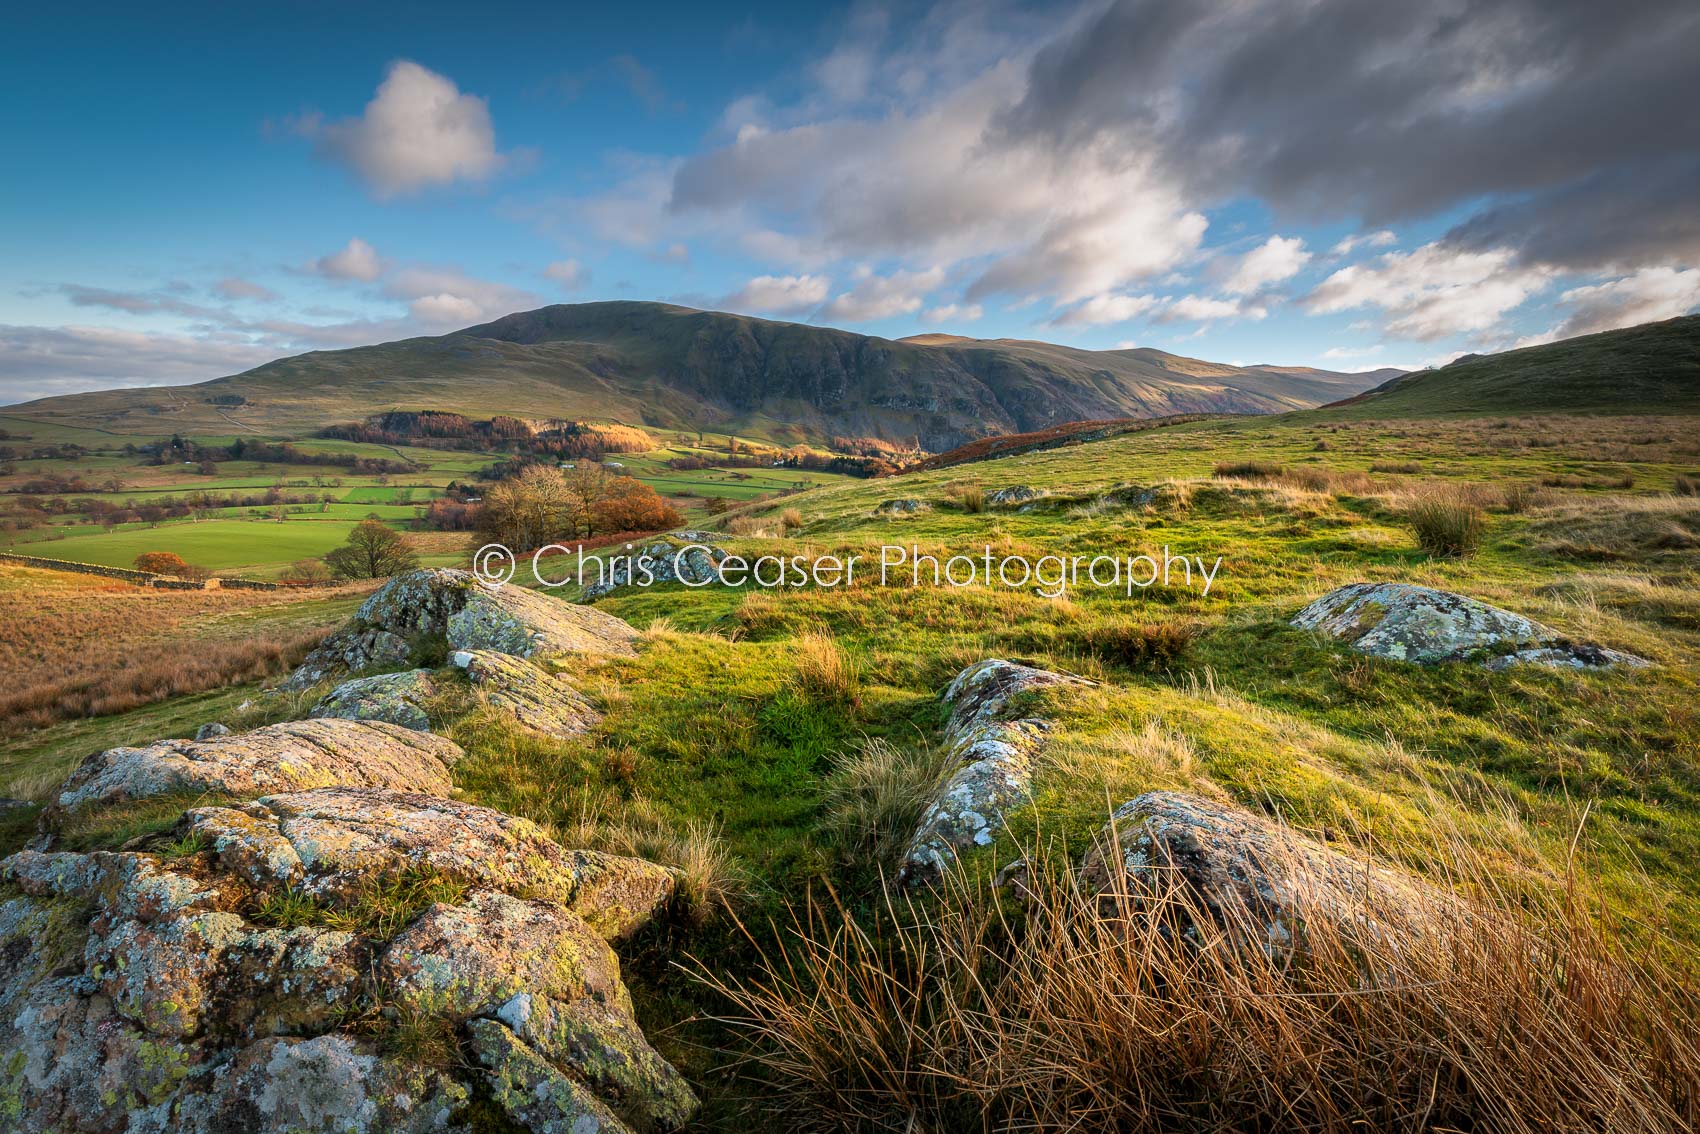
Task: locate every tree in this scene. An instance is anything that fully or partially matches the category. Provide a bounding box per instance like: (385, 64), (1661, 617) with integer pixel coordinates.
(284, 558), (333, 585)
(134, 551), (189, 576)
(324, 518), (419, 579)
(592, 476), (682, 533)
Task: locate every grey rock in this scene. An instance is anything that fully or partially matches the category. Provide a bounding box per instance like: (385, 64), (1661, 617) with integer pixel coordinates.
(453, 649), (598, 739)
(470, 1019), (634, 1134)
(48, 718), (464, 818)
(875, 497), (929, 515)
(282, 568), (638, 690)
(1078, 791), (1461, 956)
(193, 722), (230, 741)
(897, 659), (1093, 886)
(309, 668), (438, 731)
(986, 485), (1038, 506)
(1293, 581), (1649, 669)
(581, 538), (728, 600)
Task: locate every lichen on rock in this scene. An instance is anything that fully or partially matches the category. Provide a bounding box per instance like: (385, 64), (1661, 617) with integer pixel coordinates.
(453, 649), (599, 739)
(580, 536), (727, 600)
(896, 659), (1093, 887)
(1293, 581), (1650, 669)
(282, 568), (638, 690)
(310, 669), (439, 731)
(48, 719), (465, 819)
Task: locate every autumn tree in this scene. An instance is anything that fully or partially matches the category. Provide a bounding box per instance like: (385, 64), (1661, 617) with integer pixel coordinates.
(323, 518), (419, 579)
(592, 476), (683, 534)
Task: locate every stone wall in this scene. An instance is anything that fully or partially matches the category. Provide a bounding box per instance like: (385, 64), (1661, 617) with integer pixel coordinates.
(0, 552), (288, 590)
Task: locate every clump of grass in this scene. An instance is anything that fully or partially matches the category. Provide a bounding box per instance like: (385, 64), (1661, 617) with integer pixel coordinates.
(251, 866), (469, 942)
(697, 837), (1700, 1133)
(794, 631), (858, 703)
(1406, 491), (1487, 557)
(1675, 474), (1699, 497)
(1078, 620), (1199, 668)
(727, 515), (773, 537)
(566, 801), (746, 926)
(944, 483), (985, 513)
(778, 507), (804, 531)
(819, 736), (956, 864)
(1370, 460), (1423, 474)
(1213, 460), (1285, 480)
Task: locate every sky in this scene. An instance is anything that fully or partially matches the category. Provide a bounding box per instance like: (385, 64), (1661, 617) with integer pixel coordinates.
(2, 0), (1698, 405)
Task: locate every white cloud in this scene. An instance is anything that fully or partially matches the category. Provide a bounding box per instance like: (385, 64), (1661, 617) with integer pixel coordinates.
(1163, 295), (1265, 323)
(822, 267), (944, 321)
(1331, 230), (1398, 256)
(1222, 236), (1311, 296)
(0, 324), (284, 403)
(312, 238), (383, 282)
(1305, 243), (1552, 340)
(923, 302), (982, 323)
(1055, 293), (1161, 326)
(1547, 267), (1700, 338)
(382, 266), (540, 326)
(719, 274), (830, 315)
(213, 277), (278, 302)
(307, 62), (509, 199)
(544, 259), (590, 290)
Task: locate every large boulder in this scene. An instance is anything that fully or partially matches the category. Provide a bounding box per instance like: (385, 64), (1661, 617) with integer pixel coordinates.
(282, 569), (638, 690)
(310, 669), (438, 730)
(1078, 791), (1458, 956)
(453, 649), (598, 739)
(1292, 581), (1649, 669)
(0, 788), (695, 1134)
(581, 537), (727, 600)
(896, 660), (1093, 887)
(48, 719), (464, 819)
(986, 485), (1038, 507)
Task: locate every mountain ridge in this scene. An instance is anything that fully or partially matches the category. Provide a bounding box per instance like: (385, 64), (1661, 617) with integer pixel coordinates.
(7, 301), (1399, 449)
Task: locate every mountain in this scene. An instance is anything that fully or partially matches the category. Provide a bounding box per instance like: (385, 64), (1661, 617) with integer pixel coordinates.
(1329, 315), (1700, 416)
(6, 302), (1397, 450)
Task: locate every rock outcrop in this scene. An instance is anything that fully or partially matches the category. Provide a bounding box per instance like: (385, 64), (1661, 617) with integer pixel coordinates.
(283, 569), (638, 690)
(0, 787), (694, 1134)
(1292, 582), (1649, 669)
(310, 669), (439, 731)
(1078, 791), (1458, 955)
(48, 719), (464, 819)
(580, 537), (727, 600)
(875, 498), (928, 515)
(453, 650), (598, 739)
(986, 485), (1038, 507)
(896, 659), (1093, 887)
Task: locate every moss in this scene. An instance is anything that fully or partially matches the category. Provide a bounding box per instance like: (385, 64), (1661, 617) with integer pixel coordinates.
(249, 866), (469, 942)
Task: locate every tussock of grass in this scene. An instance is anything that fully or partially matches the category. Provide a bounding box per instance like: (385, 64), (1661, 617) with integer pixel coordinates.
(793, 630), (858, 704)
(819, 736), (955, 866)
(1213, 459), (1285, 479)
(250, 866), (469, 942)
(698, 829), (1700, 1133)
(1405, 490), (1487, 557)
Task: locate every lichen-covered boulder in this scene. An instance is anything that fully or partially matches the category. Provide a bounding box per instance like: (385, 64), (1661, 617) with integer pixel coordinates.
(1078, 791), (1458, 955)
(283, 568), (638, 690)
(0, 789), (695, 1134)
(1292, 582), (1649, 669)
(581, 538), (727, 600)
(48, 719), (464, 819)
(453, 649), (598, 739)
(310, 669), (438, 730)
(875, 498), (929, 515)
(182, 788), (677, 931)
(897, 660), (1093, 887)
(987, 485), (1038, 507)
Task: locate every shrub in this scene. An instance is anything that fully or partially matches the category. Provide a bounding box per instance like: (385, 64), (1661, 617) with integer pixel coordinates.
(283, 558), (333, 585)
(1080, 620), (1199, 668)
(819, 737), (955, 864)
(1213, 460), (1285, 480)
(133, 550), (189, 576)
(794, 630), (858, 703)
(1406, 493), (1486, 558)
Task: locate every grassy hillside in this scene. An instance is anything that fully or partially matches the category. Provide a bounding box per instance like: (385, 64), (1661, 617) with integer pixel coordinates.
(1335, 314), (1700, 416)
(6, 301), (1393, 448)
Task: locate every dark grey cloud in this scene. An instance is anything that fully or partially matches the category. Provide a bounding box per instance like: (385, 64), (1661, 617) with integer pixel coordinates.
(996, 0), (1700, 272)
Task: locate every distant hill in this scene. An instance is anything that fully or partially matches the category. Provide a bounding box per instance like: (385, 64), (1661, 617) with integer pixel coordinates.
(1329, 315), (1700, 416)
(7, 301), (1395, 450)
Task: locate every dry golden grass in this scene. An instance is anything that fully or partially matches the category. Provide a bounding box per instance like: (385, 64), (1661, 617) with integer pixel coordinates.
(699, 827), (1700, 1133)
(819, 737), (956, 865)
(794, 630), (859, 703)
(0, 565), (358, 735)
(1528, 494), (1700, 559)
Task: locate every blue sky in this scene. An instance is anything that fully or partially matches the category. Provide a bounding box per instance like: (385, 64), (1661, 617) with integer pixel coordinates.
(3, 0), (1697, 403)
